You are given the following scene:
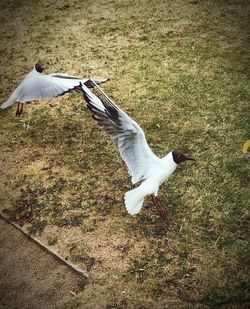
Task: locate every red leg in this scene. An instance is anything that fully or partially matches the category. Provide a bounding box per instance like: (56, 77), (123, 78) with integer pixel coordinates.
(19, 103), (23, 115)
(16, 102), (20, 116)
(15, 103), (23, 116)
(151, 195), (168, 221)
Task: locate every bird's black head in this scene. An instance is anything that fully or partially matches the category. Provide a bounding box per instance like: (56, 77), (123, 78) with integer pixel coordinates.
(172, 150), (195, 164)
(35, 62), (45, 73)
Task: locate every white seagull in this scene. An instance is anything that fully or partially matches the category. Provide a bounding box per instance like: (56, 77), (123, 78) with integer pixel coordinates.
(80, 81), (195, 220)
(1, 63), (108, 116)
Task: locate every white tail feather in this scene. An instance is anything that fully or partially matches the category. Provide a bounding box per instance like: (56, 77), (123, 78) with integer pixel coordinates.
(124, 187), (145, 215)
(1, 93), (16, 109)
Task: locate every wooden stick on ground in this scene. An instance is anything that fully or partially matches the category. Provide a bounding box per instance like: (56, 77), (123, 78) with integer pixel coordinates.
(0, 213), (88, 278)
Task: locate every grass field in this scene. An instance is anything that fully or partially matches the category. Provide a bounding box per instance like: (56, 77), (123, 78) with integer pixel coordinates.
(0, 0), (249, 308)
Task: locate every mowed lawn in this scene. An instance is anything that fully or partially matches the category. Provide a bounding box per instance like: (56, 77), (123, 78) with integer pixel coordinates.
(0, 0), (249, 308)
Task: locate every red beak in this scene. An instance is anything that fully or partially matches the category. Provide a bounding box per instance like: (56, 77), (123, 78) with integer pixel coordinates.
(185, 155), (196, 161)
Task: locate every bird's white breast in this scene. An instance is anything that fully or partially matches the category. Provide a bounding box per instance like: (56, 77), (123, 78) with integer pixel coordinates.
(139, 152), (177, 196)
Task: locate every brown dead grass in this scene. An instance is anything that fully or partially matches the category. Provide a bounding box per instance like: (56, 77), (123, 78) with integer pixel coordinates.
(0, 0), (249, 308)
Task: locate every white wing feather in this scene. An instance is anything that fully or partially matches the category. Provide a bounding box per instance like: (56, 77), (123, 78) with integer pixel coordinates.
(15, 74), (84, 103)
(1, 68), (108, 108)
(81, 82), (161, 184)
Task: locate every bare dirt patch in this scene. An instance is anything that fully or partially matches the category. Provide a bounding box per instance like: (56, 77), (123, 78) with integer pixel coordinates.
(0, 218), (81, 309)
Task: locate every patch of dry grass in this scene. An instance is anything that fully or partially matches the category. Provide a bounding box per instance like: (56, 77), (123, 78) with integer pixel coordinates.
(0, 0), (249, 308)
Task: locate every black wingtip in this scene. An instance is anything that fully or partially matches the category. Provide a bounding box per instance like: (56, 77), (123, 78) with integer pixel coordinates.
(84, 80), (92, 88)
(87, 82), (120, 121)
(84, 80), (94, 88)
(81, 81), (120, 123)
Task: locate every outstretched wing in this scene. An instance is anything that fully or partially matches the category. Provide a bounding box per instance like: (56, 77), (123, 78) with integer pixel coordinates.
(50, 74), (108, 88)
(15, 72), (108, 103)
(81, 81), (161, 184)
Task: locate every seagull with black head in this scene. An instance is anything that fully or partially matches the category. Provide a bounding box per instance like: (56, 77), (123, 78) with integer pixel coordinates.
(1, 63), (108, 116)
(80, 80), (195, 220)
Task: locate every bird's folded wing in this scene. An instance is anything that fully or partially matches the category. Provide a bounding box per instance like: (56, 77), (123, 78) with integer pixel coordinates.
(81, 82), (161, 184)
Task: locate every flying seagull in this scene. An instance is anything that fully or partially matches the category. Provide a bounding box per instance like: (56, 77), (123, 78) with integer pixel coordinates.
(1, 63), (109, 116)
(80, 81), (195, 220)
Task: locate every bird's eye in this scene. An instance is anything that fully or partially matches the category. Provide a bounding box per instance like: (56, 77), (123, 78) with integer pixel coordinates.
(178, 155), (181, 159)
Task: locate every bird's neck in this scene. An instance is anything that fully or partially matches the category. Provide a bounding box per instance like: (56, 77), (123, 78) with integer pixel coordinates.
(162, 152), (177, 173)
(32, 67), (41, 75)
